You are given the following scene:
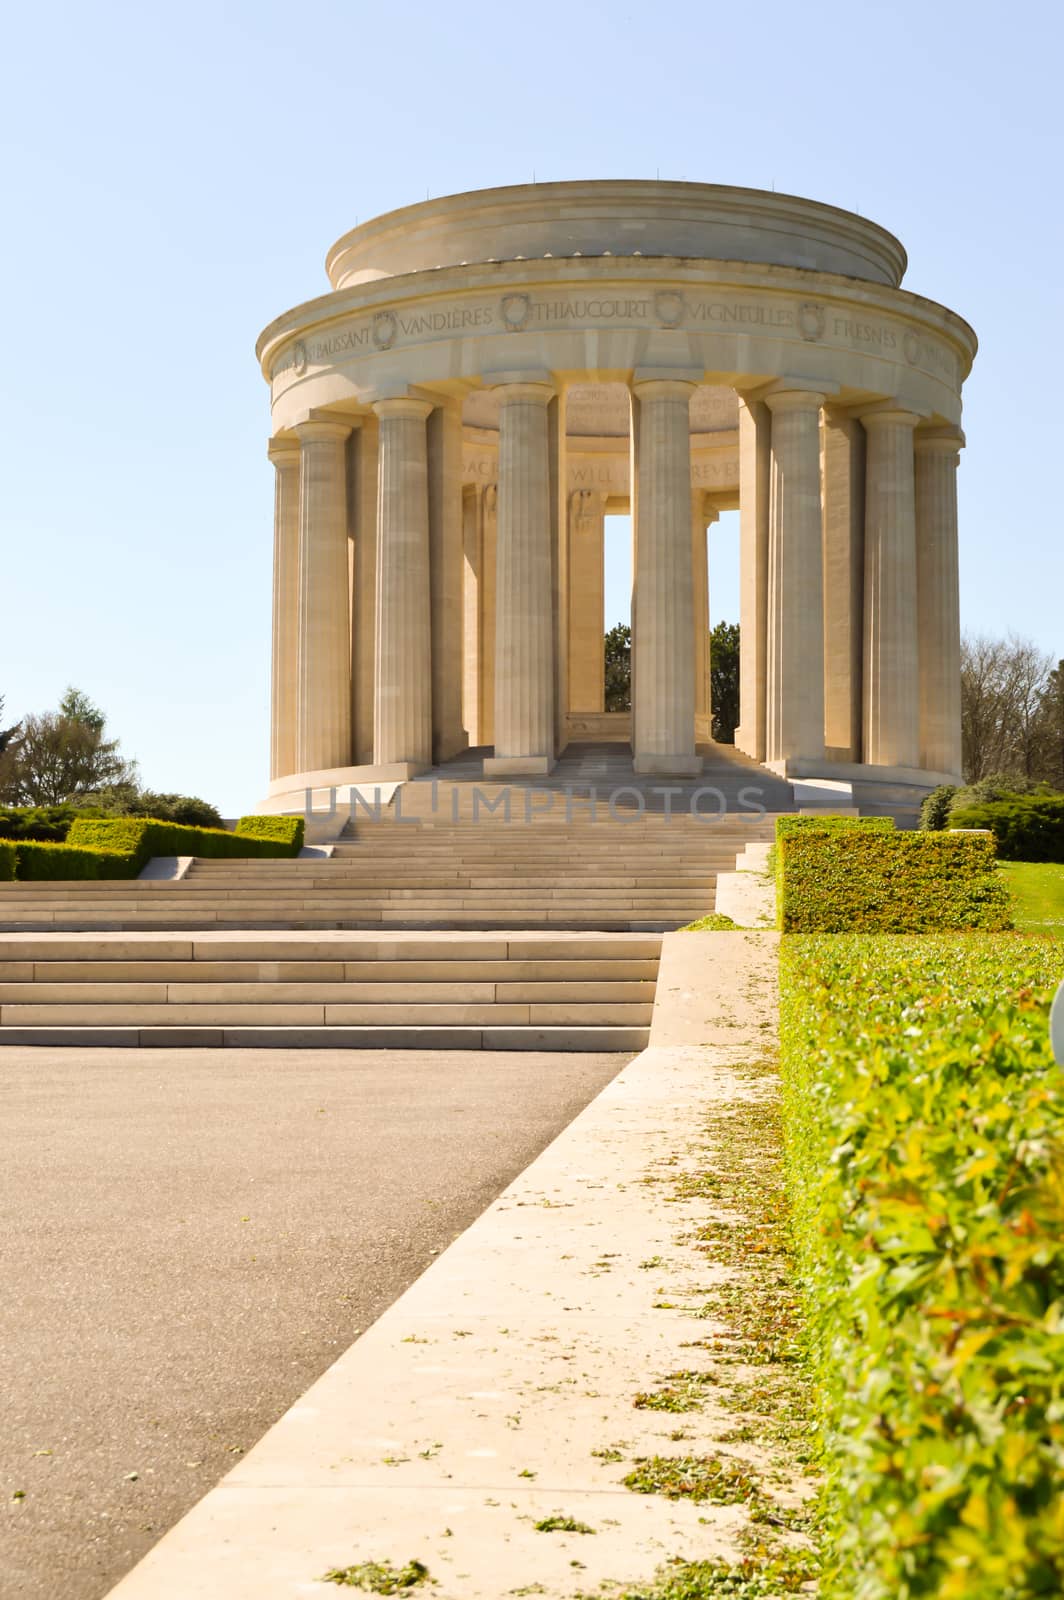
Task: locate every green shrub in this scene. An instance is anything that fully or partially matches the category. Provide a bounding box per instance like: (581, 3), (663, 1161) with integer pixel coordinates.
(779, 933), (1064, 1597)
(773, 815), (892, 925)
(778, 827), (1011, 932)
(919, 783), (957, 830)
(951, 795), (1064, 862)
(235, 813), (304, 851)
(0, 804), (101, 842)
(15, 840), (137, 879)
(0, 839), (15, 880)
(61, 814), (303, 875)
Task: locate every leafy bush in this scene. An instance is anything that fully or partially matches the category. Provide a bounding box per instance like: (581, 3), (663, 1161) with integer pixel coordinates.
(0, 804), (105, 842)
(779, 933), (1064, 1598)
(951, 795), (1064, 862)
(15, 840), (138, 879)
(63, 815), (301, 874)
(234, 813), (304, 851)
(919, 784), (957, 830)
(952, 771), (1044, 810)
(0, 839), (15, 880)
(778, 825), (1011, 932)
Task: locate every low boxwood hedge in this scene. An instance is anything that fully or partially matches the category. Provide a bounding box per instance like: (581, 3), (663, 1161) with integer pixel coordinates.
(777, 820), (1011, 932)
(0, 839), (16, 880)
(12, 814), (305, 879)
(15, 840), (138, 879)
(779, 933), (1064, 1596)
(951, 795), (1064, 862)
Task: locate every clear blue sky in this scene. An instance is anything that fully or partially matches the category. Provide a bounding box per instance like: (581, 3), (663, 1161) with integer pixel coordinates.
(2, 0), (1060, 812)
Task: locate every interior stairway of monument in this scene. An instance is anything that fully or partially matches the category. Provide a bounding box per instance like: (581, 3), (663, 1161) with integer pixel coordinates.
(0, 744), (790, 1047)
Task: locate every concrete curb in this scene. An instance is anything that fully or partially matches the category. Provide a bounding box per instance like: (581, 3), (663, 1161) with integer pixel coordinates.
(104, 932), (784, 1600)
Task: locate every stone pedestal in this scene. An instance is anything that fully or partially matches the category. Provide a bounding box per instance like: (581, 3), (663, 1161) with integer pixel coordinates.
(268, 440), (300, 781)
(631, 379), (701, 776)
(373, 397), (433, 775)
(764, 389), (826, 767)
(294, 420), (352, 775)
(862, 408), (921, 770)
(485, 383), (556, 776)
(915, 428), (964, 779)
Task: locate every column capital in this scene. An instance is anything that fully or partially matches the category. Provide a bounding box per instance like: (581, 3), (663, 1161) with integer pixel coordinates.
(371, 396), (434, 422)
(293, 418), (352, 444)
(267, 438), (300, 468)
(493, 381), (555, 406)
(632, 377), (696, 402)
(858, 403), (923, 429)
(763, 387), (827, 415)
(915, 425), (966, 456)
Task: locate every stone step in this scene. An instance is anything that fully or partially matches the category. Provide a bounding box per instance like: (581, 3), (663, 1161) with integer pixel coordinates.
(0, 958), (659, 983)
(0, 1001), (654, 1027)
(0, 979), (655, 1004)
(0, 1024), (649, 1051)
(0, 933), (662, 960)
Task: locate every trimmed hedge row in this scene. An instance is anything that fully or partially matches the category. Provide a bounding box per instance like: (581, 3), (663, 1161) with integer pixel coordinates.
(776, 816), (1011, 932)
(0, 839), (16, 881)
(951, 796), (1064, 862)
(0, 815), (305, 881)
(779, 934), (1064, 1597)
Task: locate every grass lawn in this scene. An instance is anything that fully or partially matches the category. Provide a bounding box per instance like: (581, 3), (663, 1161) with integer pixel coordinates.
(1001, 861), (1064, 933)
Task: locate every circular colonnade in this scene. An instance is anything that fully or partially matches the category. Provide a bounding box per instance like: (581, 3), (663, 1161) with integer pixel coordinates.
(256, 180), (975, 807)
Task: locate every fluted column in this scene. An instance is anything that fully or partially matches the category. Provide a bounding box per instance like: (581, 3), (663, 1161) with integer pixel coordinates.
(915, 427), (964, 778)
(568, 489), (606, 714)
(485, 383), (555, 775)
(294, 419), (351, 775)
(735, 395), (771, 762)
(821, 408), (865, 760)
(268, 439), (301, 781)
(372, 397), (433, 773)
(631, 379), (700, 775)
(692, 497), (716, 743)
(765, 389), (826, 766)
(862, 407), (921, 769)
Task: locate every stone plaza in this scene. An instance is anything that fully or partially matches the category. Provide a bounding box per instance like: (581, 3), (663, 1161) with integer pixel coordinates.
(259, 179), (973, 815)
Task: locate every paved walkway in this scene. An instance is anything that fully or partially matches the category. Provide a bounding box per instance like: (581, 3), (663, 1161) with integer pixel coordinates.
(0, 1046), (625, 1600)
(103, 933), (814, 1599)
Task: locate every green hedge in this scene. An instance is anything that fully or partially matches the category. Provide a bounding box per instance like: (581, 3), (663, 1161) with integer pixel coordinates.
(0, 804), (96, 842)
(773, 815), (895, 914)
(778, 825), (1011, 932)
(951, 796), (1064, 862)
(0, 839), (16, 880)
(15, 840), (138, 879)
(234, 814), (304, 851)
(779, 934), (1064, 1596)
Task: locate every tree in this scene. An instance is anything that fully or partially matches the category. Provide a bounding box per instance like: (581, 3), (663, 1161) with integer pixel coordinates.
(710, 621), (740, 743)
(961, 634), (1055, 782)
(0, 687), (136, 806)
(604, 623), (631, 712)
(1032, 659), (1064, 790)
(0, 696), (20, 759)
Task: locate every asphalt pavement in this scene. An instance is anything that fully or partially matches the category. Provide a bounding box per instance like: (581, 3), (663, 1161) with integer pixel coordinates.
(0, 1045), (625, 1600)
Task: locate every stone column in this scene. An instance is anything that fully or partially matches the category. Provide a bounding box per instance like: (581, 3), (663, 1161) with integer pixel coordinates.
(821, 408), (865, 760)
(372, 397), (433, 774)
(862, 407), (921, 770)
(692, 497), (715, 743)
(631, 378), (700, 775)
(345, 417), (378, 766)
(567, 489), (606, 714)
(485, 383), (556, 775)
(915, 427), (964, 778)
(764, 389), (826, 767)
(735, 396), (771, 761)
(427, 402), (468, 763)
(294, 419), (351, 775)
(268, 439), (300, 781)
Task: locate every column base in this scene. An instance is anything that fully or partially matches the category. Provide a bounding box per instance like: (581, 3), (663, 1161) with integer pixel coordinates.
(482, 754), (555, 777)
(633, 753), (703, 777)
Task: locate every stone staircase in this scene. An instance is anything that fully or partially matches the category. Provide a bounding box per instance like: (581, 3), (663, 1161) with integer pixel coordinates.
(0, 930), (660, 1050)
(0, 744), (790, 1048)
